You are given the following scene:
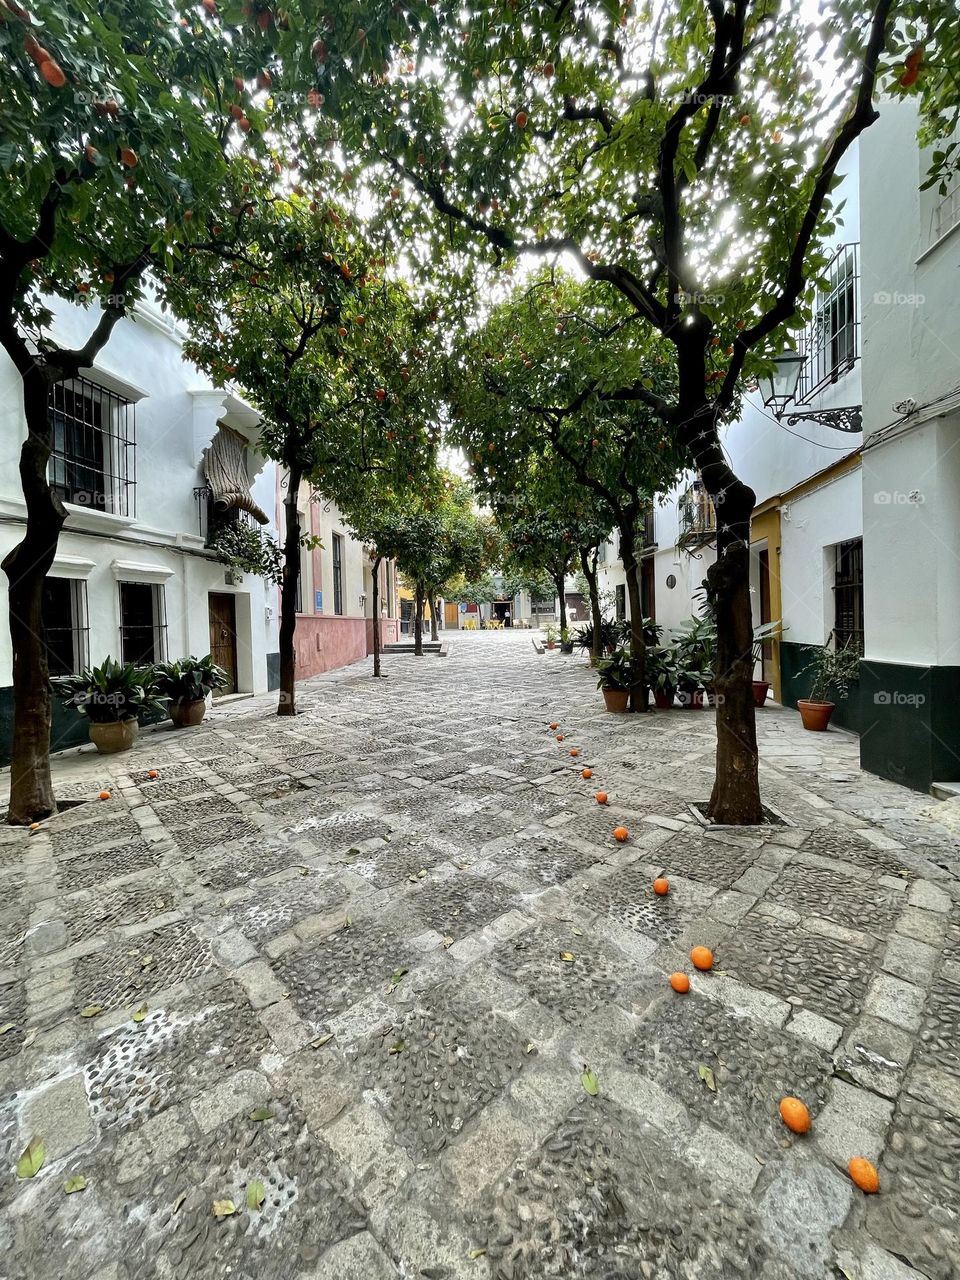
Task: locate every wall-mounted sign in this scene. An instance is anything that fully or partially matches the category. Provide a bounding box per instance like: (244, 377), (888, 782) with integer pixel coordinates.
(315, 590), (323, 611)
(666, 574), (677, 590)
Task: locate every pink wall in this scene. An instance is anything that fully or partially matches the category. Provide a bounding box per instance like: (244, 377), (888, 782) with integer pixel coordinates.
(366, 617), (399, 653)
(293, 616), (367, 678)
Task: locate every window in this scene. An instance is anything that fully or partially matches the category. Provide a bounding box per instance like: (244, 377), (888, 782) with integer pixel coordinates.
(833, 538), (864, 653)
(797, 243), (859, 400)
(332, 533), (344, 615)
(615, 584), (626, 621)
(642, 507), (657, 548)
(49, 377), (135, 515)
(42, 578), (89, 675)
(119, 582), (167, 664)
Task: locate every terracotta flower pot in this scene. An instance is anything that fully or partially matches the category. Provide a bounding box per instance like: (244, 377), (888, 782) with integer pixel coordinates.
(89, 719), (139, 754)
(602, 687), (630, 713)
(653, 689), (674, 709)
(170, 698), (206, 728)
(545, 641), (556, 650)
(753, 681), (770, 707)
(798, 699), (835, 731)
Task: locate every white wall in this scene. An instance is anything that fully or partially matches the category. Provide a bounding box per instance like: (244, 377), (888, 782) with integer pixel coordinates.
(779, 468), (863, 646)
(0, 294), (279, 694)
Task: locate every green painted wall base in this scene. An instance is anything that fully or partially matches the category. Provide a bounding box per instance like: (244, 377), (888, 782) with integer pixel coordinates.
(779, 641), (960, 793)
(0, 686), (171, 767)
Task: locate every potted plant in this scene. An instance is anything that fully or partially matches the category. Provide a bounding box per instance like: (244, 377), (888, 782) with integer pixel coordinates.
(559, 626), (575, 655)
(673, 615), (716, 708)
(543, 622), (559, 650)
(751, 620), (784, 706)
(154, 655), (230, 727)
(51, 658), (164, 754)
(575, 618), (618, 664)
(797, 638), (861, 731)
(647, 646), (678, 709)
(595, 647), (635, 712)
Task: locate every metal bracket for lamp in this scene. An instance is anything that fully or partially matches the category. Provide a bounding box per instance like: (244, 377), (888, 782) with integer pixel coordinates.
(761, 353), (862, 433)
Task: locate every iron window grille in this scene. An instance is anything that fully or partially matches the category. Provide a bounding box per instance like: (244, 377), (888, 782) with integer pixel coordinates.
(796, 243), (860, 403)
(119, 581), (168, 665)
(42, 577), (90, 675)
(332, 532), (344, 615)
(49, 377), (136, 516)
(833, 538), (864, 654)
(193, 487), (263, 545)
(641, 507), (657, 549)
(615, 583), (626, 621)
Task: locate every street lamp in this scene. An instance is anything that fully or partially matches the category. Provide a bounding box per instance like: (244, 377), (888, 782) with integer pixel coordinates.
(760, 349), (863, 433)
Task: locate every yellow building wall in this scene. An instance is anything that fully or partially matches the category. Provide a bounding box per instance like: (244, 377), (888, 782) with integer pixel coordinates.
(750, 506), (783, 703)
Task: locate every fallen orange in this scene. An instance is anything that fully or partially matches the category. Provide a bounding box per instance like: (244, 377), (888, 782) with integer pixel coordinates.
(848, 1157), (879, 1193)
(581, 768), (593, 779)
(690, 945), (713, 971)
(613, 826), (629, 842)
(98, 790), (111, 801)
(147, 769), (159, 779)
(595, 792), (608, 805)
(778, 1097), (811, 1134)
(549, 722), (558, 729)
(653, 877), (670, 896)
(569, 748), (579, 757)
(555, 734), (564, 742)
(669, 972), (690, 993)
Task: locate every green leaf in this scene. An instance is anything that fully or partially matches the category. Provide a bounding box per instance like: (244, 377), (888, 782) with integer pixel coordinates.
(468, 1247), (487, 1259)
(580, 1068), (599, 1097)
(63, 1174), (87, 1194)
(0, 1022), (15, 1036)
(246, 1180), (266, 1211)
(16, 1138), (45, 1179)
(132, 1003), (148, 1024)
(559, 951), (575, 963)
(388, 1038), (406, 1055)
(250, 1107), (275, 1122)
(212, 1199), (236, 1218)
(79, 1005), (102, 1018)
(697, 1063), (717, 1092)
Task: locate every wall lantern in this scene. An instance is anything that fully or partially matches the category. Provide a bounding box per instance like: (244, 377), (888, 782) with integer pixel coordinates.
(760, 351), (862, 433)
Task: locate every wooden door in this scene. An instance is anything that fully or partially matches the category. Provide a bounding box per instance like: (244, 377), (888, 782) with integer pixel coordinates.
(208, 593), (238, 694)
(758, 549), (772, 681)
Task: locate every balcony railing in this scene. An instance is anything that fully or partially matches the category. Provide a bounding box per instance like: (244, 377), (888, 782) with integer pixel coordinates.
(796, 242), (860, 403)
(677, 481), (717, 553)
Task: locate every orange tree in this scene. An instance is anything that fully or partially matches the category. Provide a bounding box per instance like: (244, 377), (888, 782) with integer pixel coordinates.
(258, 0), (896, 824)
(0, 0), (276, 822)
(167, 193), (438, 713)
(451, 273), (688, 706)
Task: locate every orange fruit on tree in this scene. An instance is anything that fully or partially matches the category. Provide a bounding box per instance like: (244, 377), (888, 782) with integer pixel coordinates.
(848, 1157), (879, 1193)
(613, 826), (629, 842)
(669, 972), (690, 994)
(120, 147), (139, 169)
(778, 1097), (811, 1134)
(581, 768), (593, 779)
(98, 790), (111, 801)
(690, 945), (713, 971)
(595, 792), (608, 805)
(40, 59), (67, 87)
(653, 877), (670, 896)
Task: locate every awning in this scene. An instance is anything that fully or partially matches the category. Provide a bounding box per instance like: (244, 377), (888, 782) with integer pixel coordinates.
(202, 424), (269, 525)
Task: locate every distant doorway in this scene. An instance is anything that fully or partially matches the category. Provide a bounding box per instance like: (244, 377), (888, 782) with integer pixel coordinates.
(208, 593), (238, 694)
(492, 599), (513, 626)
(758, 550), (773, 682)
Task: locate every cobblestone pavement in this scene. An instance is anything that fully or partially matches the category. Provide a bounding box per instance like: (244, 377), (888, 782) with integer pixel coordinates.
(2, 630), (960, 1280)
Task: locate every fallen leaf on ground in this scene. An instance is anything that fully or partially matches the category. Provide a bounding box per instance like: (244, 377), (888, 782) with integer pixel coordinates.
(389, 1039), (406, 1055)
(387, 966), (408, 993)
(172, 1193), (187, 1213)
(132, 1004), (148, 1024)
(0, 1022), (15, 1035)
(441, 936), (454, 948)
(140, 955), (154, 970)
(468, 1248), (487, 1259)
(79, 1005), (102, 1018)
(250, 1107), (274, 1122)
(16, 1138), (45, 1179)
(63, 1174), (87, 1194)
(581, 1068), (599, 1096)
(311, 1033), (333, 1049)
(212, 1199), (236, 1219)
(559, 951), (575, 963)
(697, 1063), (717, 1092)
(246, 1180), (266, 1211)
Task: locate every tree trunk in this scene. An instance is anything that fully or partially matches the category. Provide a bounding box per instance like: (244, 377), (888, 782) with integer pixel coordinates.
(579, 545), (603, 662)
(277, 464), (303, 716)
(430, 594), (439, 642)
(414, 584), (424, 656)
(553, 572), (567, 633)
(3, 369), (65, 823)
(686, 421), (763, 824)
(619, 518), (648, 712)
(372, 554), (383, 677)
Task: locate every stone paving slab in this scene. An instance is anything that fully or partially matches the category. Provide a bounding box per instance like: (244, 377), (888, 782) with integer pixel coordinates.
(1, 629), (959, 1279)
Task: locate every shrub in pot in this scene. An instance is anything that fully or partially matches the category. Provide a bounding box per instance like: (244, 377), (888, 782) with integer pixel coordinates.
(595, 648), (635, 712)
(576, 618), (619, 663)
(751, 620), (785, 706)
(154, 655), (229, 727)
(51, 658), (164, 754)
(559, 626), (575, 655)
(647, 646), (678, 709)
(797, 638), (860, 731)
(542, 622), (559, 650)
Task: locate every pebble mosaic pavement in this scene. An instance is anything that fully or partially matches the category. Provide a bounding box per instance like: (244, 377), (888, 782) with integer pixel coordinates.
(1, 628), (960, 1280)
